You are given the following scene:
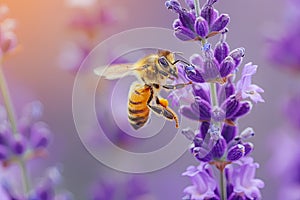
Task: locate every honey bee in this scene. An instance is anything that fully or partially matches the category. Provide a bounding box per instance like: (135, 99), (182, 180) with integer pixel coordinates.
(94, 50), (191, 130)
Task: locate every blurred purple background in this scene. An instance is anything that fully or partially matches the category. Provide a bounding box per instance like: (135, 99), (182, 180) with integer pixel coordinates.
(1, 0), (294, 199)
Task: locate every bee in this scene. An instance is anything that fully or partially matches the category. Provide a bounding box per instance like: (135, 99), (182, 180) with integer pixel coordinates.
(94, 50), (192, 130)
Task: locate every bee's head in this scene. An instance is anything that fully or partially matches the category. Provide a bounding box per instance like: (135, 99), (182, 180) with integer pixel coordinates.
(157, 50), (178, 79)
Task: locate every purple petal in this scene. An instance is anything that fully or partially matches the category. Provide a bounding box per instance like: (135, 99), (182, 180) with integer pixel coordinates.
(193, 133), (203, 147)
(165, 0), (181, 12)
(229, 48), (245, 69)
(232, 101), (252, 118)
(185, 67), (205, 83)
(31, 122), (51, 149)
(193, 85), (210, 103)
(195, 148), (213, 162)
(240, 127), (255, 140)
(202, 57), (220, 81)
(174, 26), (197, 41)
(193, 98), (212, 121)
(207, 0), (218, 6)
(241, 62), (257, 77)
(214, 41), (230, 64)
(247, 84), (265, 103)
(201, 5), (219, 27)
(190, 53), (203, 67)
(212, 138), (227, 158)
(221, 124), (237, 143)
(194, 17), (209, 38)
(173, 19), (182, 29)
(11, 135), (26, 155)
(200, 122), (210, 139)
(182, 129), (195, 141)
(180, 106), (200, 121)
(210, 14), (230, 32)
(225, 82), (235, 98)
(179, 10), (196, 30)
(185, 0), (195, 9)
(227, 144), (245, 161)
(0, 144), (8, 160)
(220, 56), (235, 77)
(182, 165), (199, 176)
(222, 96), (240, 119)
(243, 142), (254, 156)
(218, 81), (235, 103)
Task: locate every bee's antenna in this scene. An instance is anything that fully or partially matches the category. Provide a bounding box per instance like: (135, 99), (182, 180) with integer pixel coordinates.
(172, 59), (190, 66)
(173, 52), (184, 56)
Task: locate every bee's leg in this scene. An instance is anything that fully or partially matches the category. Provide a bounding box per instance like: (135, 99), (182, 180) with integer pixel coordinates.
(146, 86), (179, 128)
(163, 106), (179, 128)
(147, 97), (179, 128)
(148, 104), (179, 128)
(162, 81), (192, 90)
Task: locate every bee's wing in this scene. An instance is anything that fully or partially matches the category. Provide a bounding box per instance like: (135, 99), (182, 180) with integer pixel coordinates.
(93, 63), (139, 80)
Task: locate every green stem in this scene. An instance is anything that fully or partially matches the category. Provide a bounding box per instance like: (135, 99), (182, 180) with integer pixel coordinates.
(0, 66), (18, 135)
(194, 0), (200, 17)
(210, 83), (218, 107)
(220, 168), (227, 200)
(19, 160), (30, 194)
(0, 65), (31, 195)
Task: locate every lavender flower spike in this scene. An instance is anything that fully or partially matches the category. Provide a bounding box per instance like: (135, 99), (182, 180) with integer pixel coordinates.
(228, 157), (264, 199)
(236, 62), (264, 103)
(182, 163), (218, 199)
(166, 0), (264, 199)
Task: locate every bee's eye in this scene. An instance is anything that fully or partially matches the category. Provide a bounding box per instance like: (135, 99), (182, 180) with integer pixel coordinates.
(158, 57), (169, 68)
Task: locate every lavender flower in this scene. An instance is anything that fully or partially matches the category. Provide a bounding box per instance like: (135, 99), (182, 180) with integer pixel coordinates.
(90, 176), (154, 200)
(182, 162), (218, 199)
(265, 1), (300, 199)
(166, 0), (229, 41)
(0, 5), (73, 199)
(266, 0), (300, 72)
(60, 2), (121, 73)
(227, 157), (264, 200)
(236, 63), (264, 103)
(0, 102), (51, 167)
(166, 0), (264, 199)
(182, 158), (264, 200)
(0, 5), (18, 60)
(284, 92), (300, 129)
(180, 33), (245, 84)
(0, 167), (73, 200)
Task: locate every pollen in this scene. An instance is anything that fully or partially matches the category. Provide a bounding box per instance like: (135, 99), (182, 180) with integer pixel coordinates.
(159, 98), (169, 108)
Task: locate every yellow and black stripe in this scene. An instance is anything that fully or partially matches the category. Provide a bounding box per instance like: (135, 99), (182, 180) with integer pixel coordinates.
(128, 84), (152, 130)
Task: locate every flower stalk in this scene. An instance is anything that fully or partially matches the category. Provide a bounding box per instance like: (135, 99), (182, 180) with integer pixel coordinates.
(0, 64), (31, 195)
(194, 0), (200, 17)
(19, 159), (31, 194)
(0, 65), (18, 135)
(210, 82), (218, 107)
(220, 168), (227, 200)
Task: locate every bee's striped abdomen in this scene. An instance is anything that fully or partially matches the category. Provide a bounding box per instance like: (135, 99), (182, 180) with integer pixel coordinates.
(128, 85), (151, 130)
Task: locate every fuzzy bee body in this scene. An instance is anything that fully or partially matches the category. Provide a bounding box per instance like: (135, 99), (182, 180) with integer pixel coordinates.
(94, 50), (191, 130)
(127, 84), (152, 130)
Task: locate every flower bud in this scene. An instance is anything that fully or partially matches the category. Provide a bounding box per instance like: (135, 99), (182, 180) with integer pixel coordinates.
(212, 138), (226, 158)
(201, 5), (218, 26)
(194, 17), (209, 38)
(174, 26), (196, 41)
(232, 101), (252, 118)
(227, 144), (245, 161)
(11, 135), (26, 155)
(214, 41), (230, 64)
(229, 47), (245, 69)
(220, 56), (235, 77)
(210, 14), (230, 32)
